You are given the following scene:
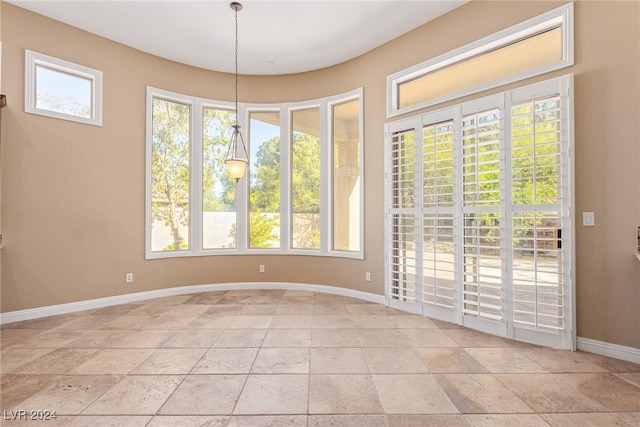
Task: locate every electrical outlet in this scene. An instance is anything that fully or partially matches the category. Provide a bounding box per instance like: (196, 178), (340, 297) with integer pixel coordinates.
(259, 264), (265, 273)
(583, 211), (595, 226)
(125, 273), (134, 283)
(365, 272), (371, 282)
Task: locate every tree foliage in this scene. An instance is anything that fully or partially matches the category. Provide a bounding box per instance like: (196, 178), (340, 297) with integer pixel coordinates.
(247, 135), (281, 248)
(202, 108), (236, 212)
(37, 93), (91, 118)
(151, 99), (191, 251)
(245, 131), (322, 248)
(292, 133), (321, 248)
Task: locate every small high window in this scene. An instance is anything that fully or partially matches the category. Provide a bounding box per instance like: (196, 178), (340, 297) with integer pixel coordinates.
(25, 50), (103, 126)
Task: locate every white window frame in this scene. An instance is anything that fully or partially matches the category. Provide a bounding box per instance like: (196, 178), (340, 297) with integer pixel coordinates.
(289, 103), (324, 252)
(145, 86), (363, 260)
(387, 3), (573, 118)
(328, 91), (365, 257)
(25, 50), (103, 126)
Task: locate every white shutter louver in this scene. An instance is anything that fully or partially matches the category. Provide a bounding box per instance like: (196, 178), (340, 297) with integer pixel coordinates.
(422, 121), (456, 310)
(461, 109), (502, 321)
(511, 96), (564, 333)
(389, 130), (417, 303)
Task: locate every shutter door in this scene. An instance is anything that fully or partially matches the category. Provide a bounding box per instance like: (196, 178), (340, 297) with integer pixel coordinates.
(511, 95), (567, 344)
(388, 129), (418, 308)
(422, 120), (456, 318)
(385, 76), (573, 349)
(461, 108), (503, 328)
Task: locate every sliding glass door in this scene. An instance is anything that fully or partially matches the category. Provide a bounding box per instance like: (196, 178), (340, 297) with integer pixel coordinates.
(385, 76), (574, 348)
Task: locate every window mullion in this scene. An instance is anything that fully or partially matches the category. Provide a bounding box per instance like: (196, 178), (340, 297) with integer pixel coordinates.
(320, 100), (330, 254)
(280, 106), (290, 252)
(453, 104), (465, 325)
(499, 92), (512, 338)
(236, 103), (249, 252)
(192, 99), (204, 255)
(414, 117), (424, 314)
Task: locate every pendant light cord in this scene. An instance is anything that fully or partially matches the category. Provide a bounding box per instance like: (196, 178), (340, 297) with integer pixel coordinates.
(234, 6), (239, 121)
(228, 2), (248, 162)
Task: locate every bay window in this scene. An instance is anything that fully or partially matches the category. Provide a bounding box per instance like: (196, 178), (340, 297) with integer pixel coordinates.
(146, 87), (363, 259)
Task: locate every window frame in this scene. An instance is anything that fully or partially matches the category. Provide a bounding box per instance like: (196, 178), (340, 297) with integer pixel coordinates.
(145, 86), (363, 260)
(25, 50), (103, 126)
(290, 105), (323, 252)
(246, 106), (284, 251)
(386, 3), (573, 118)
(145, 87), (198, 258)
(329, 96), (364, 255)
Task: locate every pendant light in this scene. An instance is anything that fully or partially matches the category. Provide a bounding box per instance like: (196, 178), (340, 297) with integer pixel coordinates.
(225, 1), (249, 183)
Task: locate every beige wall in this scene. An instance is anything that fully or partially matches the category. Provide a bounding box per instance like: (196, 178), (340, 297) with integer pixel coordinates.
(1, 1), (639, 350)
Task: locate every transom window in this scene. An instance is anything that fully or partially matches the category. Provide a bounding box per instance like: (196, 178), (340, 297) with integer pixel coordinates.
(146, 87), (363, 259)
(387, 3), (573, 117)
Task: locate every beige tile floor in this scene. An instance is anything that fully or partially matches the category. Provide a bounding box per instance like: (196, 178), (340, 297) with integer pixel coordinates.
(1, 289), (639, 426)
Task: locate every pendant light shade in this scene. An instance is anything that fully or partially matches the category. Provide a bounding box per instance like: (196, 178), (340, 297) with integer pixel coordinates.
(225, 158), (247, 181)
(225, 2), (249, 183)
(225, 124), (248, 181)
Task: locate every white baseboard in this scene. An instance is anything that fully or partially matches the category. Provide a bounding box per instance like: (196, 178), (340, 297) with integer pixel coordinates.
(3, 284), (638, 365)
(0, 282), (385, 325)
(577, 336), (640, 364)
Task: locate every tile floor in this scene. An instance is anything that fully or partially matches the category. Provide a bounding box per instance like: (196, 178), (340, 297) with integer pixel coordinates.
(1, 289), (639, 426)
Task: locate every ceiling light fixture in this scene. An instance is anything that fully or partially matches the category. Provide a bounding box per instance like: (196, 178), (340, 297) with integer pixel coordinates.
(225, 1), (249, 183)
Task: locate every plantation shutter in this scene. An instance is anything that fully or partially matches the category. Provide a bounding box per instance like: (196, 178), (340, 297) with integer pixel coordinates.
(388, 128), (418, 305)
(461, 108), (503, 323)
(422, 119), (456, 313)
(385, 75), (573, 349)
(511, 94), (566, 338)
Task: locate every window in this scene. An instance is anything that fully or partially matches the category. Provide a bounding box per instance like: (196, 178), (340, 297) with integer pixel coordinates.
(249, 111), (281, 249)
(291, 108), (321, 250)
(332, 98), (362, 252)
(149, 96), (192, 253)
(387, 3), (573, 117)
(25, 50), (103, 126)
(202, 106), (237, 249)
(146, 87), (363, 259)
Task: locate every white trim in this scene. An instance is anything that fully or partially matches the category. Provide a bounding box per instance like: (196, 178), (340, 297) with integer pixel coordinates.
(25, 50), (103, 126)
(3, 284), (636, 364)
(327, 89), (365, 256)
(145, 87), (200, 259)
(0, 282), (385, 325)
(577, 337), (640, 365)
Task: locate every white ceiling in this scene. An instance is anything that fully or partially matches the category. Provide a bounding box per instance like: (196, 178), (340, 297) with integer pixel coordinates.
(8, 0), (468, 75)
